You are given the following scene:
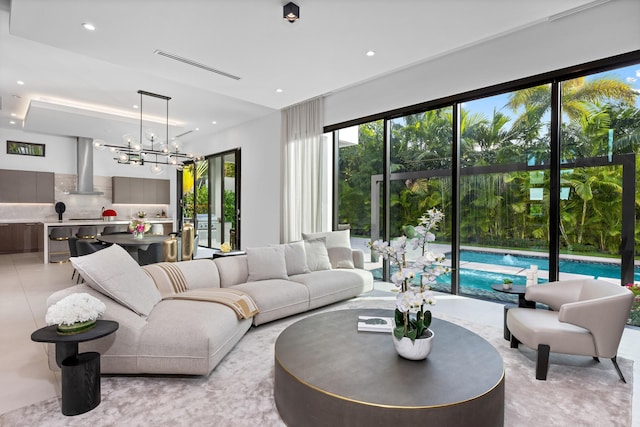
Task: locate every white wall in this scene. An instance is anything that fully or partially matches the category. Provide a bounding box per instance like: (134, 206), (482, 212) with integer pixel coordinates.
(187, 111), (281, 248)
(324, 0), (640, 127)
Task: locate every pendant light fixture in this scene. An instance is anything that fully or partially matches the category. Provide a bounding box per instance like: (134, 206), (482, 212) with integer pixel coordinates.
(95, 90), (201, 173)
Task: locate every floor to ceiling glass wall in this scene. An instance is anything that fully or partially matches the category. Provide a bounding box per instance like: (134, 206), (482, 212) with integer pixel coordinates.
(335, 121), (384, 266)
(332, 54), (640, 326)
(387, 109), (453, 290)
(459, 87), (551, 295)
(557, 67), (640, 329)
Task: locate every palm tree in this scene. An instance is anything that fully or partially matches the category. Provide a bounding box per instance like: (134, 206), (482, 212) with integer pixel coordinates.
(508, 77), (636, 121)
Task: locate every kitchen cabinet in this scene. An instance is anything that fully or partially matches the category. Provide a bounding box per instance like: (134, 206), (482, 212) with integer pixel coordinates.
(0, 222), (42, 254)
(0, 223), (15, 254)
(0, 170), (54, 203)
(112, 177), (170, 204)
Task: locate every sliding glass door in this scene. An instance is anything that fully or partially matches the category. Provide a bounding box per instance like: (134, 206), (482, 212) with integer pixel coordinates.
(333, 56), (640, 325)
(179, 148), (240, 250)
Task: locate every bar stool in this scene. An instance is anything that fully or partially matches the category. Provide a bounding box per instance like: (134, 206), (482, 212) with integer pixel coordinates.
(150, 224), (164, 235)
(76, 226), (97, 239)
(102, 225), (127, 235)
(49, 227), (72, 263)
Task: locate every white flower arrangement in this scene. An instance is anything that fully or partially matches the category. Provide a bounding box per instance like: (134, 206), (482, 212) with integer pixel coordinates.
(369, 208), (450, 341)
(45, 293), (106, 326)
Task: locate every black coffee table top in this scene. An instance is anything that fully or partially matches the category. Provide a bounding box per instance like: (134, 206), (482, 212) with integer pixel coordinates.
(275, 309), (504, 408)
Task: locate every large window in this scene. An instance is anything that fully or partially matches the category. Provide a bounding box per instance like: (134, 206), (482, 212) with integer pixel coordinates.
(459, 88), (551, 295)
(333, 53), (640, 326)
(336, 121), (384, 259)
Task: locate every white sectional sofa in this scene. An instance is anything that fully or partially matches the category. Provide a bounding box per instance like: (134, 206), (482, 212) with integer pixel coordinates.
(45, 232), (373, 376)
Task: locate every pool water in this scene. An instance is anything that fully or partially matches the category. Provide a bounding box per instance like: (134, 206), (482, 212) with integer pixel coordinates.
(460, 250), (640, 282)
(371, 250), (639, 295)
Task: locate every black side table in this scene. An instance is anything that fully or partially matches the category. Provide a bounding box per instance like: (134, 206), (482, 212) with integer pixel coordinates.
(31, 320), (118, 416)
(491, 284), (536, 341)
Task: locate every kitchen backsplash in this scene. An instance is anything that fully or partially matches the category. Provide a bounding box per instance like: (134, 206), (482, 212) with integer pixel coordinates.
(0, 174), (169, 221)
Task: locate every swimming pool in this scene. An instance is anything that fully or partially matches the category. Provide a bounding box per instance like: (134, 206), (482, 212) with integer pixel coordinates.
(459, 250), (640, 281)
(371, 250), (639, 296)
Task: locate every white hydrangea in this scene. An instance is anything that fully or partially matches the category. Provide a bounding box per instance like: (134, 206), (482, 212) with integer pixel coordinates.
(45, 293), (106, 326)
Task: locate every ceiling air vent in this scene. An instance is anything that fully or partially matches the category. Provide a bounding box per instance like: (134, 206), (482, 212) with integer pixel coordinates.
(154, 50), (241, 81)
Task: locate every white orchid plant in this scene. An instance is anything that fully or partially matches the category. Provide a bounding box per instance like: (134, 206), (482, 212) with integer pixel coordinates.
(369, 208), (450, 341)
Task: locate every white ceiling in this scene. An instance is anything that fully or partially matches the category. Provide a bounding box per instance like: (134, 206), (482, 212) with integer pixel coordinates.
(0, 0), (599, 146)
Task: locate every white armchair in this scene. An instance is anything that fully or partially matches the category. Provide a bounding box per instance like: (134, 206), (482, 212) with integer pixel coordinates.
(506, 278), (634, 381)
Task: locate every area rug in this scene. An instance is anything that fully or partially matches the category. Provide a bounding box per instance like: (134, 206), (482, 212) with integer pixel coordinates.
(1, 297), (633, 427)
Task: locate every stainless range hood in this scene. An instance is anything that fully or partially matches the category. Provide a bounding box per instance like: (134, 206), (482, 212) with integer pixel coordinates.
(69, 137), (104, 195)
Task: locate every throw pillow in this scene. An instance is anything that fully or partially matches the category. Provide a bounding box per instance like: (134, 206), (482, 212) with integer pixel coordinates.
(246, 246), (289, 282)
(303, 237), (332, 271)
(302, 230), (354, 269)
(70, 244), (162, 317)
(275, 241), (311, 275)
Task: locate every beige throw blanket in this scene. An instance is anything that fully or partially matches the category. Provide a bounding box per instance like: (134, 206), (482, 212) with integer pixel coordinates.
(145, 262), (259, 320)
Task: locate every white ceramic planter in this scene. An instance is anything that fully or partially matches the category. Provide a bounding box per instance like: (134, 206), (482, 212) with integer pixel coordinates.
(392, 329), (434, 360)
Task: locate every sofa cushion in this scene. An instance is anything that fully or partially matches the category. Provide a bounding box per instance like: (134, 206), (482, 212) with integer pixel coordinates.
(290, 269), (374, 309)
(231, 280), (310, 326)
(71, 244), (162, 317)
(246, 246), (288, 282)
(303, 237), (332, 271)
(303, 230), (354, 269)
(214, 255), (249, 287)
(139, 299), (252, 375)
(276, 241), (311, 275)
(143, 259), (221, 295)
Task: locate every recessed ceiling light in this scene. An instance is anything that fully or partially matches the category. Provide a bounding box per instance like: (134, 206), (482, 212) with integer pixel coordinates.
(133, 105), (139, 109)
(212, 121), (217, 125)
(9, 121), (16, 125)
(10, 113), (16, 117)
(195, 128), (200, 131)
(276, 88), (283, 93)
(17, 80), (24, 85)
(82, 23), (96, 31)
(366, 50), (376, 57)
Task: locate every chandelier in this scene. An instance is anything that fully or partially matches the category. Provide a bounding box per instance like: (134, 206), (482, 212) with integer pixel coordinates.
(93, 90), (201, 175)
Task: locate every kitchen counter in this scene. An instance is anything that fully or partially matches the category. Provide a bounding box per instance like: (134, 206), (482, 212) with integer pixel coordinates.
(43, 218), (175, 264)
(43, 218), (174, 226)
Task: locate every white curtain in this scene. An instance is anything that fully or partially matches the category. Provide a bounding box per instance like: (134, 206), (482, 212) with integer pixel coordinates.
(281, 97), (327, 243)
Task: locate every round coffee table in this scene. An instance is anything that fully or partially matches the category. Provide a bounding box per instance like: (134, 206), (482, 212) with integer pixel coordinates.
(274, 309), (504, 426)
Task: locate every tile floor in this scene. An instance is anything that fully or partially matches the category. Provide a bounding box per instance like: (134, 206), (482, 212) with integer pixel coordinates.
(0, 252), (638, 425)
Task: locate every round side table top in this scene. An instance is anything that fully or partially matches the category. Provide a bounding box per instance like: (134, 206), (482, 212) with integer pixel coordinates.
(491, 284), (527, 295)
(31, 320), (119, 344)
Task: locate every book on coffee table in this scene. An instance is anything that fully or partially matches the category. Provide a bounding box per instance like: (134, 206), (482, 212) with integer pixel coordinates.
(357, 316), (392, 333)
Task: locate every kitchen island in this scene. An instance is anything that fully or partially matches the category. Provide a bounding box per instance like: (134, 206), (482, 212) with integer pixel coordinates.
(42, 218), (175, 264)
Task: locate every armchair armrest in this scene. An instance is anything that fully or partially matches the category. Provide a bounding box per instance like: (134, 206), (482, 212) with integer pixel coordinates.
(558, 292), (634, 357)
